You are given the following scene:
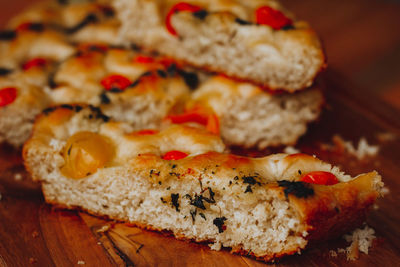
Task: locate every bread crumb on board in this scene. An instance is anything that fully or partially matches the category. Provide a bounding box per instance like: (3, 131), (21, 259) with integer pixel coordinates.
(335, 225), (376, 261)
(376, 132), (396, 143)
(14, 173), (22, 181)
(96, 224), (111, 233)
(328, 250), (338, 257)
(321, 135), (379, 160)
(77, 260), (85, 265)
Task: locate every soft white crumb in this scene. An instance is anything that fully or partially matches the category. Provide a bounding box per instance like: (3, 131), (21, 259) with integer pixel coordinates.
(14, 173), (22, 181)
(97, 242), (101, 245)
(283, 146), (300, 154)
(77, 260), (85, 265)
(209, 242), (222, 251)
(49, 138), (65, 151)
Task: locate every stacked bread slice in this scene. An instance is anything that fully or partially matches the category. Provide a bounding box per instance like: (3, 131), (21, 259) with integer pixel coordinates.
(113, 0), (325, 91)
(111, 0), (326, 148)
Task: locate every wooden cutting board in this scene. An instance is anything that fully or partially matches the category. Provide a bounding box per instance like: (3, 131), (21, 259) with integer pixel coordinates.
(0, 70), (399, 266)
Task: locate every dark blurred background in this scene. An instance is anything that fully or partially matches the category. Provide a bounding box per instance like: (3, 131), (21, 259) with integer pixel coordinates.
(1, 0), (400, 110)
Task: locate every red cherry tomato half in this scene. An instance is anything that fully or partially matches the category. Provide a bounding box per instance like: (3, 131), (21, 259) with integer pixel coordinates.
(22, 58), (47, 71)
(166, 111), (220, 135)
(206, 114), (220, 135)
(300, 171), (339, 185)
(166, 2), (202, 35)
(167, 112), (208, 125)
(134, 55), (156, 64)
(77, 43), (108, 54)
(0, 87), (17, 107)
(137, 129), (159, 135)
(101, 75), (132, 91)
(163, 150), (188, 160)
(255, 6), (293, 30)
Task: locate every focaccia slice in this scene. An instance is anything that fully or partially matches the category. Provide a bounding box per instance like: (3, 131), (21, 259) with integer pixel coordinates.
(169, 75), (323, 149)
(113, 0), (325, 91)
(23, 105), (384, 263)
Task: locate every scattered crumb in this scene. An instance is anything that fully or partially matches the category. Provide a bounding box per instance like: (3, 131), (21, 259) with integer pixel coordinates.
(376, 132), (396, 143)
(96, 224), (111, 233)
(283, 146), (300, 154)
(14, 173), (22, 181)
(338, 225), (376, 261)
(0, 193), (2, 201)
(97, 242), (101, 245)
(373, 204), (379, 210)
(381, 186), (390, 196)
(323, 135), (379, 160)
(29, 257), (37, 264)
(77, 260), (85, 265)
(328, 250), (337, 257)
(32, 231), (39, 238)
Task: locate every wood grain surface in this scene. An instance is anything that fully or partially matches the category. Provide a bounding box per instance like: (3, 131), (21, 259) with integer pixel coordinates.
(0, 70), (399, 266)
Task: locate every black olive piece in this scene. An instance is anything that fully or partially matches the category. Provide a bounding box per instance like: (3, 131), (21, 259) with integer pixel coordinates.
(235, 18), (252, 25)
(108, 88), (124, 93)
(99, 92), (111, 104)
(0, 30), (16, 41)
(166, 63), (177, 76)
(66, 13), (98, 34)
(193, 10), (208, 20)
(60, 104), (74, 110)
(27, 23), (45, 32)
(281, 24), (295, 31)
(156, 69), (167, 78)
(42, 107), (57, 115)
(178, 70), (199, 90)
(47, 72), (57, 89)
(0, 68), (12, 76)
(102, 7), (115, 17)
